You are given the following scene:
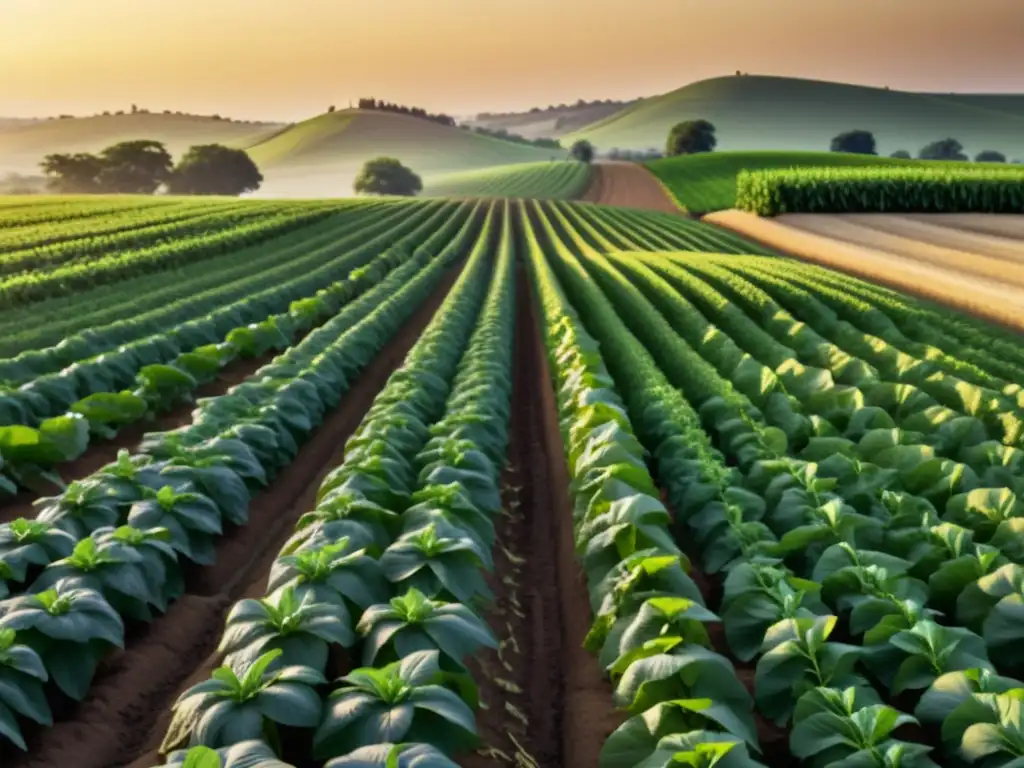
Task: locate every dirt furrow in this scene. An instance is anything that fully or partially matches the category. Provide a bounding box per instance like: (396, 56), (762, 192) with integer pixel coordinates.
(527, 267), (623, 768)
(461, 266), (567, 768)
(581, 161), (683, 214)
(0, 266), (461, 768)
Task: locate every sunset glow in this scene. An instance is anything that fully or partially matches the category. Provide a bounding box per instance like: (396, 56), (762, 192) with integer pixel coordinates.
(1, 0), (1022, 121)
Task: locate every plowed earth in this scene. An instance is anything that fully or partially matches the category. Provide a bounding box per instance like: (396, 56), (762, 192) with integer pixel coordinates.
(705, 210), (1024, 333)
(581, 161), (683, 214)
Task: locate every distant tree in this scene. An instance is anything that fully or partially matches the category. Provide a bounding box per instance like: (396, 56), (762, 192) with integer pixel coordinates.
(167, 145), (263, 196)
(353, 157), (422, 196)
(918, 138), (968, 161)
(667, 120), (717, 156)
(96, 140), (174, 193)
(0, 172), (45, 195)
(570, 139), (594, 163)
(327, 105), (336, 113)
(890, 150), (912, 159)
(40, 153), (106, 193)
(607, 148), (621, 160)
(975, 150), (1006, 163)
(830, 130), (877, 155)
(102, 111), (111, 116)
(131, 104), (138, 114)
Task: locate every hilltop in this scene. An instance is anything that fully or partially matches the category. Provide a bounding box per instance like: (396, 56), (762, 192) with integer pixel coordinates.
(247, 109), (568, 197)
(0, 113), (283, 175)
(563, 75), (1024, 158)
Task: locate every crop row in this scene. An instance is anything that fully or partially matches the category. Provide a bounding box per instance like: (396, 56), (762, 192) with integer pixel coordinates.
(143, 202), (512, 765)
(530, 199), (1024, 767)
(736, 166), (1024, 215)
(0, 201), (486, 753)
(0, 201), (396, 356)
(0, 202), (347, 306)
(424, 160), (591, 200)
(0, 202), (469, 494)
(0, 200), (278, 277)
(0, 197), (175, 231)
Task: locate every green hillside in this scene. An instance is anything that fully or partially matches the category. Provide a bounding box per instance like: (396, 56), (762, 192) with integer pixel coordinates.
(0, 113), (283, 175)
(565, 75), (1024, 159)
(646, 150), (988, 213)
(247, 109), (569, 197)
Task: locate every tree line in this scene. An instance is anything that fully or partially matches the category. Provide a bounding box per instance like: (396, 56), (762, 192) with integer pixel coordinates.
(355, 99), (457, 127)
(462, 125), (562, 150)
(573, 121), (1021, 163)
(40, 140), (264, 195)
(475, 98), (635, 120)
(831, 131), (1018, 163)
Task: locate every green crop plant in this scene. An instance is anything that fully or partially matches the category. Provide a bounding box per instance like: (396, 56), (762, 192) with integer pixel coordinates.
(736, 165), (1024, 215)
(162, 649), (325, 752)
(312, 650), (479, 760)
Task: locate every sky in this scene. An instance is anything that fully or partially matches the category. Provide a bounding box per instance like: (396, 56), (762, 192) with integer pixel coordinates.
(1, 0), (1022, 122)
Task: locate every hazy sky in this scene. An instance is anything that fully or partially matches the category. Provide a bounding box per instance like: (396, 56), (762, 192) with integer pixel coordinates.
(1, 0), (1022, 122)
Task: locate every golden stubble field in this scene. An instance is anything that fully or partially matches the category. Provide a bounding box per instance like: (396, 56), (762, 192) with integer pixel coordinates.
(706, 210), (1024, 332)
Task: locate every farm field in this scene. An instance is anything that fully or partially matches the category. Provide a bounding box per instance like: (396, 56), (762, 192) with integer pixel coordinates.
(707, 209), (1024, 331)
(645, 151), (991, 214)
(423, 161), (591, 199)
(1, 195), (1024, 768)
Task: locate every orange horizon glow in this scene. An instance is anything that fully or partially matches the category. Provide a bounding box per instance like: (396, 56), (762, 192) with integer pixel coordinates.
(1, 0), (1022, 123)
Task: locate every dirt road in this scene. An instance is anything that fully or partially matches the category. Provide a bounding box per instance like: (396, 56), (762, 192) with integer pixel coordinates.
(580, 160), (682, 213)
(705, 210), (1024, 332)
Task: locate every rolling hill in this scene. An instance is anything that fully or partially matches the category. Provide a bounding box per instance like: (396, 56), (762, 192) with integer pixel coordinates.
(246, 109), (569, 197)
(563, 75), (1024, 159)
(0, 113), (284, 175)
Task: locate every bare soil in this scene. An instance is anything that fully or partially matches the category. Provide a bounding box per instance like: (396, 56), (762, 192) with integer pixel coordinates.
(460, 267), (567, 768)
(841, 214), (1024, 264)
(581, 161), (683, 214)
(778, 213), (1024, 290)
(901, 213), (1024, 241)
(705, 209), (1024, 333)
(0, 267), (461, 768)
(525, 266), (623, 767)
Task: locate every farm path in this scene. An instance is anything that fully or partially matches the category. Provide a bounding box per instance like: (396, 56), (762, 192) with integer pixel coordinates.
(580, 160), (682, 214)
(704, 209), (1024, 333)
